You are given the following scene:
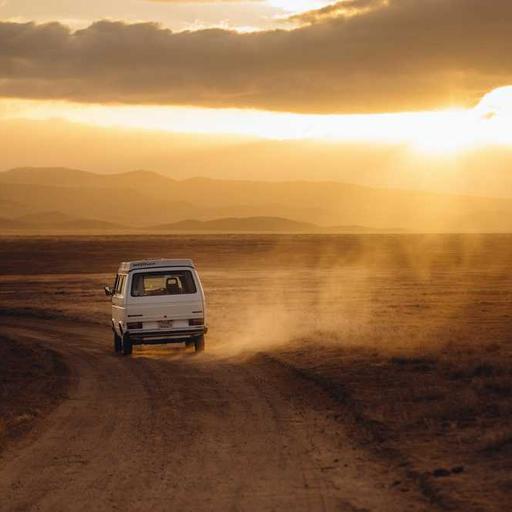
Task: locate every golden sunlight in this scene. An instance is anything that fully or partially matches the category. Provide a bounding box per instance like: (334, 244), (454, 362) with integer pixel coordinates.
(2, 87), (511, 155)
(266, 0), (334, 13)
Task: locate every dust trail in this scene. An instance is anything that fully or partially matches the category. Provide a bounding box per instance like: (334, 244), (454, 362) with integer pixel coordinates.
(1, 234), (511, 357)
(206, 234), (512, 356)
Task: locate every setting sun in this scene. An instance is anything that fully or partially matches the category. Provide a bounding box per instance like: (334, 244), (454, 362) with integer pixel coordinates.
(2, 3), (512, 512)
(1, 2), (512, 193)
(3, 87), (511, 156)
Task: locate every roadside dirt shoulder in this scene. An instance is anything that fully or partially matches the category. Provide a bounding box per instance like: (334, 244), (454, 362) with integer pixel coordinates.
(272, 341), (512, 512)
(0, 331), (69, 453)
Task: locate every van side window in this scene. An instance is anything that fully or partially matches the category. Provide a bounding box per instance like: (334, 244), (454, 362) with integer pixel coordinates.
(115, 274), (126, 296)
(131, 271), (197, 297)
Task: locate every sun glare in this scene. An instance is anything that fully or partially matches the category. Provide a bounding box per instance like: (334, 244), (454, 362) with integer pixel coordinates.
(266, 0), (333, 14)
(2, 87), (512, 155)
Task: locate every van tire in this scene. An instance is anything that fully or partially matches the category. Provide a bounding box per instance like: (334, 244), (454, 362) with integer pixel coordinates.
(194, 335), (205, 353)
(122, 336), (133, 356)
(114, 332), (122, 353)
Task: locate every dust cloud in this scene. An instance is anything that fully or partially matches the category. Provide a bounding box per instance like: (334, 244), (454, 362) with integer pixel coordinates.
(202, 234), (512, 357)
(0, 234), (510, 358)
(2, 234), (511, 511)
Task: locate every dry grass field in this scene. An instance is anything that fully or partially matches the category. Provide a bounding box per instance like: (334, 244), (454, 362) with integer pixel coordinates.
(1, 234), (511, 511)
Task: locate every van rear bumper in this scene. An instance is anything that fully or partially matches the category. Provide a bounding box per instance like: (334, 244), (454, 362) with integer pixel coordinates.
(126, 327), (206, 345)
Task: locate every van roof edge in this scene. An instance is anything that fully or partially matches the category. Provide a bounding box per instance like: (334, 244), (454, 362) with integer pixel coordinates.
(118, 259), (195, 272)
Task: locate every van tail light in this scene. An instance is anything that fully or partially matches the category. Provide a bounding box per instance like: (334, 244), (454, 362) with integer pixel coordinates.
(127, 322), (143, 330)
(189, 318), (204, 326)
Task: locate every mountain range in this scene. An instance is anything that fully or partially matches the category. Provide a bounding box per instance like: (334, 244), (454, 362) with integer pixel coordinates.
(0, 167), (511, 233)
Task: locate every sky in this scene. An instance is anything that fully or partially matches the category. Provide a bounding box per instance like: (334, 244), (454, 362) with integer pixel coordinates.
(1, 0), (512, 189)
(0, 1), (333, 31)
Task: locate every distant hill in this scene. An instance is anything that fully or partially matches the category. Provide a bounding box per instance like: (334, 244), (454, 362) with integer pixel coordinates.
(55, 219), (127, 231)
(152, 217), (319, 233)
(17, 211), (79, 226)
(1, 167), (512, 233)
(152, 217), (405, 233)
(0, 212), (401, 234)
(0, 167), (173, 190)
(0, 210), (126, 232)
(0, 167), (100, 187)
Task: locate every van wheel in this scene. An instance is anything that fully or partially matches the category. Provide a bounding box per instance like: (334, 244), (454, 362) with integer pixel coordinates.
(194, 335), (205, 353)
(122, 336), (133, 356)
(114, 332), (122, 353)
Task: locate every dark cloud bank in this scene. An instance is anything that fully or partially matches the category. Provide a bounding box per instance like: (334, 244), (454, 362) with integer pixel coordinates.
(0, 0), (511, 113)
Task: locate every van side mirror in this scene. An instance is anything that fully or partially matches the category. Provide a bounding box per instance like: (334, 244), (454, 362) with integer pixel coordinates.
(104, 286), (114, 296)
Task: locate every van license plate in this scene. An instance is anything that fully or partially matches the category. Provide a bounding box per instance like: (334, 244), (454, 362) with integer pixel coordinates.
(159, 320), (173, 328)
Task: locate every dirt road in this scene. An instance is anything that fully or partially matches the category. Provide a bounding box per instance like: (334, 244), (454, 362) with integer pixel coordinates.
(0, 318), (430, 512)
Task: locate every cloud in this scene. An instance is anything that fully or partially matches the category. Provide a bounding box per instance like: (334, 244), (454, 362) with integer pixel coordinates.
(290, 0), (388, 24)
(0, 0), (512, 113)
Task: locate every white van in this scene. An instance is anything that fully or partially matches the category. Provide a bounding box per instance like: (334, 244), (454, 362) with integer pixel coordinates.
(104, 259), (207, 355)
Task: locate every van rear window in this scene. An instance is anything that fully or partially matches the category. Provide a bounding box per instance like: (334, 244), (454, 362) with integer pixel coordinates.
(131, 271), (197, 297)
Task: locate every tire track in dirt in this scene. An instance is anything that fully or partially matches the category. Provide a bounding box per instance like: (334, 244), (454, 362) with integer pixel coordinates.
(0, 317), (432, 511)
